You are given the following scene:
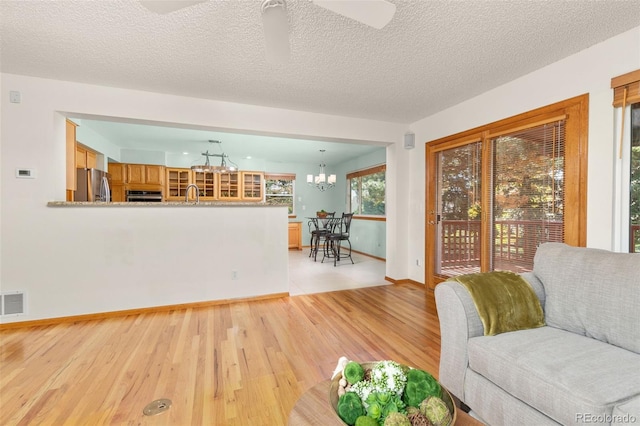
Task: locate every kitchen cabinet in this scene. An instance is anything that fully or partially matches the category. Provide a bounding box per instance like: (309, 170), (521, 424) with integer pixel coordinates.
(108, 163), (126, 185)
(193, 171), (217, 200)
(126, 164), (164, 185)
(218, 171), (240, 201)
(165, 169), (218, 201)
(288, 221), (302, 250)
(111, 185), (125, 202)
(66, 120), (77, 200)
(126, 164), (146, 184)
(241, 171), (264, 201)
(145, 165), (164, 185)
(166, 168), (192, 201)
(76, 145), (97, 169)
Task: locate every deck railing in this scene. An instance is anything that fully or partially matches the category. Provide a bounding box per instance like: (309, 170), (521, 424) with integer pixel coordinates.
(631, 225), (640, 253)
(441, 219), (564, 271)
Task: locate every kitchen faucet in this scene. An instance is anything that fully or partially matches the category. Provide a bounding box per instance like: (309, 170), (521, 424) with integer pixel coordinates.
(185, 184), (200, 203)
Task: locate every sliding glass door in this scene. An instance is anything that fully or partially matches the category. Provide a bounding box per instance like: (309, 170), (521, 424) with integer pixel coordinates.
(426, 96), (588, 289)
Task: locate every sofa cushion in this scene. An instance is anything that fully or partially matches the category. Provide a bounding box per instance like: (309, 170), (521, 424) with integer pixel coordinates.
(468, 326), (640, 426)
(533, 243), (640, 354)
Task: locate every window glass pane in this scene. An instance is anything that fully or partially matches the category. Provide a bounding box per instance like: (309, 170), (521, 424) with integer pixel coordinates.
(437, 142), (482, 276)
(631, 103), (640, 253)
(348, 167), (385, 216)
(350, 179), (360, 214)
(491, 120), (565, 272)
(265, 178), (294, 214)
(361, 171), (385, 215)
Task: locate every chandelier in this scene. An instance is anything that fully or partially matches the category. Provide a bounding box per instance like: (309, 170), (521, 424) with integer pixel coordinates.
(307, 149), (336, 191)
(191, 140), (237, 173)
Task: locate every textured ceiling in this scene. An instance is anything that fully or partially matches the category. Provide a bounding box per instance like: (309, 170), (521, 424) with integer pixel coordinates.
(2, 0), (640, 163)
(3, 0), (640, 124)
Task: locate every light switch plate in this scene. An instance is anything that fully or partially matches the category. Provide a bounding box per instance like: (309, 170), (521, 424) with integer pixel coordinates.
(10, 91), (21, 103)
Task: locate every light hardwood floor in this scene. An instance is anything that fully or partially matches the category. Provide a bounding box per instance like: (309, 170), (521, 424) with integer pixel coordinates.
(1, 252), (442, 425)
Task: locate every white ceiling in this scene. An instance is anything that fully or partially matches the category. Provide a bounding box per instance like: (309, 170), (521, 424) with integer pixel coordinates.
(2, 0), (640, 162)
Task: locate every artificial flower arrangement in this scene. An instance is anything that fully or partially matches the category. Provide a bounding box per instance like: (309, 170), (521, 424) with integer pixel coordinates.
(330, 359), (454, 426)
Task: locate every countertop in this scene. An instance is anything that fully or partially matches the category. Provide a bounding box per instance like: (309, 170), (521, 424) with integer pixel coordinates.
(47, 201), (274, 207)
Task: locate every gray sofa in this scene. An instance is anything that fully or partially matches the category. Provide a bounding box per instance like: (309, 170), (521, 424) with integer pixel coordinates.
(435, 242), (640, 425)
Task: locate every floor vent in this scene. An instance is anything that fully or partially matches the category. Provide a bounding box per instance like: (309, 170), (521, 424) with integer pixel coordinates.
(1, 291), (26, 316)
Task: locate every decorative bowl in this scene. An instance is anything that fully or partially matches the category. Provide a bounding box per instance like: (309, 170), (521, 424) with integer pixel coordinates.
(329, 361), (457, 425)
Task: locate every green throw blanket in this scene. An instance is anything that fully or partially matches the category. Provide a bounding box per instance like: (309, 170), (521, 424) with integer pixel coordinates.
(447, 271), (545, 336)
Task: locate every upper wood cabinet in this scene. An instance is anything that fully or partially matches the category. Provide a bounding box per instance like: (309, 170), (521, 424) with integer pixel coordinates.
(166, 169), (219, 201)
(166, 168), (192, 201)
(241, 171), (264, 201)
(126, 164), (164, 185)
(145, 165), (164, 185)
(193, 171), (217, 200)
(108, 163), (126, 185)
(218, 171), (241, 201)
(76, 145), (97, 169)
(126, 164), (145, 184)
(66, 120), (77, 199)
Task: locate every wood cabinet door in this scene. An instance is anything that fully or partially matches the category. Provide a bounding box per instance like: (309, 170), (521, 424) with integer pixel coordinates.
(86, 151), (97, 169)
(145, 165), (164, 185)
(218, 171), (240, 200)
(111, 185), (125, 202)
(193, 171), (216, 200)
(108, 164), (126, 184)
(288, 222), (302, 250)
(241, 171), (264, 201)
(76, 146), (87, 168)
(66, 120), (77, 196)
(127, 164), (146, 184)
(165, 168), (192, 201)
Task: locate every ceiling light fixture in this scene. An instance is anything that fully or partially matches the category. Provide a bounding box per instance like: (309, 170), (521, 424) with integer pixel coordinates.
(191, 140), (237, 173)
(307, 149), (336, 192)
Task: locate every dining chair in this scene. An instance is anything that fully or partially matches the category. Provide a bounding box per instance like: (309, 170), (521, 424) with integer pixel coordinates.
(322, 213), (354, 266)
(308, 211), (335, 261)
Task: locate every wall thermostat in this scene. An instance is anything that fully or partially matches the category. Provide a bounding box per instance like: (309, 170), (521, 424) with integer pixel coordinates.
(16, 168), (36, 179)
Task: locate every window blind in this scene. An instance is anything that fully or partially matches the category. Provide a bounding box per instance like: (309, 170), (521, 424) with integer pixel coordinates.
(491, 120), (565, 271)
(611, 69), (640, 107)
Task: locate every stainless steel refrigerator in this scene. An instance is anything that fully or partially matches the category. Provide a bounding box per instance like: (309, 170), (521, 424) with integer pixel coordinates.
(76, 168), (111, 202)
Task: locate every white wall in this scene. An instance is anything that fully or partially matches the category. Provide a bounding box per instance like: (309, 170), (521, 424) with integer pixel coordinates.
(0, 74), (404, 323)
(405, 26), (640, 283)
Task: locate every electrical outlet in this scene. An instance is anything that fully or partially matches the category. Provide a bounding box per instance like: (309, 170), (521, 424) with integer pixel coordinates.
(232, 270), (238, 280)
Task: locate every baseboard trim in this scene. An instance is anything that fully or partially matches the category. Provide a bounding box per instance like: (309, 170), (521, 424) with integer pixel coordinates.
(0, 292), (289, 330)
(384, 277), (425, 287)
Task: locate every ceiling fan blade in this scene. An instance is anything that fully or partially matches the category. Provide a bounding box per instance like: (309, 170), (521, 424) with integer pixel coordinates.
(139, 0), (207, 14)
(312, 0), (396, 29)
(262, 0), (291, 63)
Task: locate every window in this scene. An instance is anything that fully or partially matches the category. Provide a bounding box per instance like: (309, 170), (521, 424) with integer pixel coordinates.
(612, 69), (640, 252)
(347, 165), (386, 216)
(264, 173), (295, 215)
(630, 103), (639, 252)
(426, 95), (588, 289)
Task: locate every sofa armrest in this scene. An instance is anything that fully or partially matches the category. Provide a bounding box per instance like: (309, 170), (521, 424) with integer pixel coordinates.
(435, 273), (546, 403)
(434, 281), (484, 402)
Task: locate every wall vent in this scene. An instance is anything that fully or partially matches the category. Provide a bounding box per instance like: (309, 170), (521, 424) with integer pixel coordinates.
(1, 291), (26, 316)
